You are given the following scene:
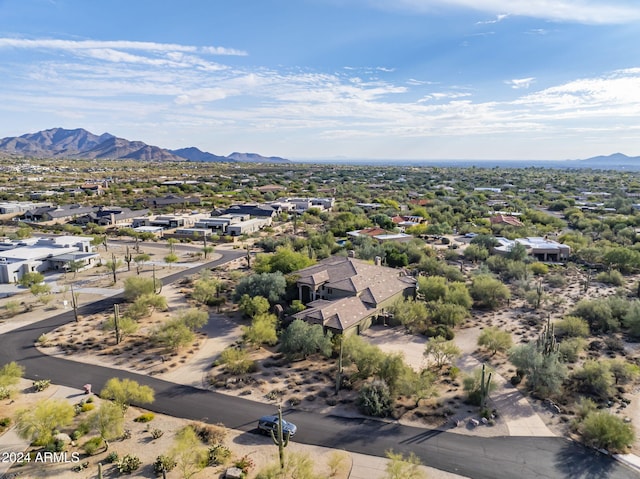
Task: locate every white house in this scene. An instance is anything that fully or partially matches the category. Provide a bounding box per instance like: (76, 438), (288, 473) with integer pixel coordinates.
(0, 235), (99, 284)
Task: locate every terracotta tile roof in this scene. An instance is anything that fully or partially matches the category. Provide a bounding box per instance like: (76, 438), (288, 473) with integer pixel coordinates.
(490, 214), (524, 227)
(294, 256), (417, 331)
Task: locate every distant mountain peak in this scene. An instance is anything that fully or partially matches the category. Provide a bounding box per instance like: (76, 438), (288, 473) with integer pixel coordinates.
(0, 128), (290, 163)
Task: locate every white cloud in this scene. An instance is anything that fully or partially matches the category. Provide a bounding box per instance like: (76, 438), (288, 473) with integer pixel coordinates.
(476, 13), (509, 24)
(366, 0), (640, 24)
(0, 38), (247, 56)
(506, 77), (536, 89)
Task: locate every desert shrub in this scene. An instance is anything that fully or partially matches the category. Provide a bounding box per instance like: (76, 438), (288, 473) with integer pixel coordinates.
(234, 455), (255, 475)
(44, 438), (66, 453)
(0, 387), (10, 400)
(81, 403), (95, 412)
(153, 455), (177, 474)
(358, 379), (392, 417)
(117, 454), (141, 474)
(555, 315), (590, 338)
(208, 444), (232, 465)
(596, 270), (624, 286)
(530, 262), (549, 275)
(150, 428), (164, 439)
(190, 422), (227, 445)
(546, 274), (567, 288)
(32, 379), (51, 391)
(571, 360), (615, 400)
(82, 436), (104, 455)
(558, 337), (586, 363)
(424, 324), (454, 340)
(217, 347), (257, 375)
(578, 411), (635, 453)
(105, 451), (119, 463)
(572, 298), (618, 333)
(133, 412), (155, 423)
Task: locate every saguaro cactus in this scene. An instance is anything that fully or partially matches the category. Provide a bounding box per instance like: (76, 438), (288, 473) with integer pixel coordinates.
(480, 363), (492, 409)
(113, 303), (121, 345)
(270, 404), (290, 470)
(152, 265), (162, 294)
(537, 316), (558, 356)
(70, 283), (79, 323)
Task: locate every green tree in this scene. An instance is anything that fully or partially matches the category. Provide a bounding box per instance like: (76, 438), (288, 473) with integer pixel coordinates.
(391, 297), (429, 334)
(607, 358), (640, 386)
(0, 361), (24, 388)
(417, 276), (447, 302)
(18, 271), (44, 288)
(99, 378), (155, 414)
(343, 334), (384, 380)
(378, 353), (411, 396)
(87, 401), (124, 450)
(16, 399), (74, 446)
(399, 368), (436, 407)
(233, 272), (286, 304)
(430, 302), (469, 327)
(279, 319), (333, 359)
(254, 246), (315, 274)
(463, 244), (489, 263)
(239, 294), (270, 318)
(243, 313), (278, 347)
(169, 426), (208, 479)
(164, 252), (179, 266)
(153, 318), (195, 352)
(603, 247), (640, 273)
(123, 276), (159, 302)
(191, 274), (222, 306)
(509, 343), (567, 396)
(622, 300), (640, 339)
(477, 327), (513, 355)
(445, 282), (473, 309)
(384, 450), (427, 479)
(579, 411), (635, 453)
(133, 253), (151, 274)
(423, 335), (461, 369)
(470, 275), (510, 309)
(175, 308), (209, 331)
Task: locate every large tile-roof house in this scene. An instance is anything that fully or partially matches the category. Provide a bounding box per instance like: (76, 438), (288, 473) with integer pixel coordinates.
(292, 256), (416, 335)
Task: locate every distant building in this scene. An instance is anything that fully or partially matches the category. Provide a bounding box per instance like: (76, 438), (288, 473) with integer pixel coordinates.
(141, 195), (201, 209)
(493, 237), (570, 262)
(0, 235), (99, 283)
(347, 228), (413, 243)
(221, 204), (277, 218)
(490, 214), (524, 227)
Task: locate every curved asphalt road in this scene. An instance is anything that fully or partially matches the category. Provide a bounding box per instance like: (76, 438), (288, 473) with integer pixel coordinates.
(0, 249), (637, 479)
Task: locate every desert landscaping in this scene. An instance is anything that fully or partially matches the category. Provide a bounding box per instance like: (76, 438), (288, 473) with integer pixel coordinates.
(1, 227), (640, 478)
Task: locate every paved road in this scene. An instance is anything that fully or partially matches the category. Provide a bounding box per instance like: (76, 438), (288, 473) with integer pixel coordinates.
(0, 249), (638, 479)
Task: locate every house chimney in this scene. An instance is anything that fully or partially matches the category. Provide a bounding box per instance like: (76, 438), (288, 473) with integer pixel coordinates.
(374, 256), (382, 266)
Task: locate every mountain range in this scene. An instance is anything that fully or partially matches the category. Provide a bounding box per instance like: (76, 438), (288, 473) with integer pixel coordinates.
(0, 128), (290, 163)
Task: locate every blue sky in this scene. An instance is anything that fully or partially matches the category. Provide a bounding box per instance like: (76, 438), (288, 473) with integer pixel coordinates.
(1, 0), (639, 161)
